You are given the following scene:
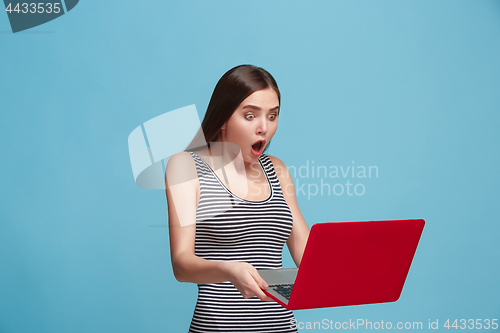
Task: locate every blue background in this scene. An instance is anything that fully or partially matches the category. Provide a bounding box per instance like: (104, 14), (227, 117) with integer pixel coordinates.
(1, 1), (499, 332)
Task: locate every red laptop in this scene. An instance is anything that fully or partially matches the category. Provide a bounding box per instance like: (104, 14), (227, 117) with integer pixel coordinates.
(259, 219), (425, 310)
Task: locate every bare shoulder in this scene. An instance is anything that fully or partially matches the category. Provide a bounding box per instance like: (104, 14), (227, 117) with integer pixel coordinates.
(266, 155), (292, 183)
(165, 151), (198, 187)
(167, 151), (195, 166)
(166, 151), (196, 172)
(267, 154), (285, 167)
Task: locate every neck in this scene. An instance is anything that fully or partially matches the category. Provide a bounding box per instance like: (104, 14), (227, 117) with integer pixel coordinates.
(209, 141), (262, 178)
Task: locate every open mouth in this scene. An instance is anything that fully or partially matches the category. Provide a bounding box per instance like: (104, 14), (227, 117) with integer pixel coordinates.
(251, 140), (266, 156)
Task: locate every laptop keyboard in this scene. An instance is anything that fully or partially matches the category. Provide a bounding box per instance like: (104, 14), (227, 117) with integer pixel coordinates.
(270, 284), (294, 300)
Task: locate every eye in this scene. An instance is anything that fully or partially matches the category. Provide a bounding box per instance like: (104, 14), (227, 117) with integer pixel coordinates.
(268, 114), (278, 121)
(245, 114), (255, 120)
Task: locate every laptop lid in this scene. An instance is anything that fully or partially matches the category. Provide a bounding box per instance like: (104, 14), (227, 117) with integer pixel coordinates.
(283, 219), (424, 310)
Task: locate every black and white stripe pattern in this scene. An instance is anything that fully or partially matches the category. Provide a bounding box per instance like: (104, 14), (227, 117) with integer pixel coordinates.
(188, 151), (297, 333)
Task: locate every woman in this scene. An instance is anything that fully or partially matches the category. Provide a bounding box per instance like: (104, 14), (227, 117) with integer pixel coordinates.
(165, 65), (310, 332)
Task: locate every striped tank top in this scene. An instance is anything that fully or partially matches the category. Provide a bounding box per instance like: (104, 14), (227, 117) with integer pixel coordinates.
(187, 151), (298, 333)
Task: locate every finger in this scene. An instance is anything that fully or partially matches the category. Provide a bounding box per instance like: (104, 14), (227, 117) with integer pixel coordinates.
(252, 285), (274, 302)
(248, 269), (268, 290)
(261, 293), (275, 302)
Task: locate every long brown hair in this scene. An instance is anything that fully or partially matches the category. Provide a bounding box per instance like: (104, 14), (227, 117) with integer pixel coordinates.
(185, 65), (280, 151)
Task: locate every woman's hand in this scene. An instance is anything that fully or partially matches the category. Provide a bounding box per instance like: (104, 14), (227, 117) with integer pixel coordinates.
(222, 261), (274, 302)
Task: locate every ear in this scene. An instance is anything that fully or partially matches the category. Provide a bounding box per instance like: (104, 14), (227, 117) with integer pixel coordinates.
(220, 122), (227, 130)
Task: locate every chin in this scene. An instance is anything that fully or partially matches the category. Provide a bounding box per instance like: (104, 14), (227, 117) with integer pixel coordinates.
(242, 153), (260, 164)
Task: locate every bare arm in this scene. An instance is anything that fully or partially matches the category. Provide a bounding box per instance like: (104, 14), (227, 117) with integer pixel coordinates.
(269, 155), (310, 267)
(166, 152), (273, 300)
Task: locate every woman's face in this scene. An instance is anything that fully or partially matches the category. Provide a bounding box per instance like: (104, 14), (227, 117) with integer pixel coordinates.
(220, 87), (280, 163)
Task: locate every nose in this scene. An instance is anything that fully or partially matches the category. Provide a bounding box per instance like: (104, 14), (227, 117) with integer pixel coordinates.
(256, 117), (268, 135)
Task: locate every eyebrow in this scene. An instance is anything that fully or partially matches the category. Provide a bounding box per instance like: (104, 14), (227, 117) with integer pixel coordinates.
(242, 105), (280, 112)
